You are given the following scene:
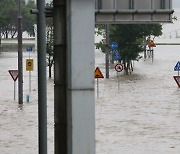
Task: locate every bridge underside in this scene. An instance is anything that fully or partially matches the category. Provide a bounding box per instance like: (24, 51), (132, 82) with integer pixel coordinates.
(95, 0), (173, 24)
(95, 9), (174, 24)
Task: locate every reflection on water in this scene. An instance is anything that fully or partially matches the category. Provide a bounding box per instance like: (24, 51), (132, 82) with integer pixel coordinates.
(17, 104), (24, 111)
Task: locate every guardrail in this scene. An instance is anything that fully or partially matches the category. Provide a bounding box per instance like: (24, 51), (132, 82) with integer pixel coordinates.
(0, 44), (35, 52)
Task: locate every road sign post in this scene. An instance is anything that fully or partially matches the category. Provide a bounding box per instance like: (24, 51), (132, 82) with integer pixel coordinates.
(95, 67), (104, 98)
(110, 42), (120, 64)
(173, 76), (180, 88)
(173, 62), (180, 87)
(174, 61), (180, 76)
(26, 59), (34, 71)
(113, 51), (121, 61)
(8, 70), (18, 100)
(105, 24), (110, 78)
(14, 81), (16, 100)
(26, 46), (33, 97)
(26, 58), (34, 103)
(115, 63), (123, 90)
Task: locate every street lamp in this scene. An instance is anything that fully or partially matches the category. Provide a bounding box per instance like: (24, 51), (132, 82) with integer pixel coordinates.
(18, 0), (23, 105)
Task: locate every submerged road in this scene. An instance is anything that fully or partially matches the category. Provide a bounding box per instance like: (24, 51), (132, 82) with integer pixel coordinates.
(95, 45), (180, 154)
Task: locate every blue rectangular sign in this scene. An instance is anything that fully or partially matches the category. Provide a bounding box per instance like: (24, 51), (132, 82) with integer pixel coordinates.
(26, 46), (33, 52)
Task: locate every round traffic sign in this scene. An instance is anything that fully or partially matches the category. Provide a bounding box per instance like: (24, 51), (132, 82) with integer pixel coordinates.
(110, 42), (118, 50)
(28, 62), (32, 66)
(115, 63), (123, 72)
(113, 52), (121, 60)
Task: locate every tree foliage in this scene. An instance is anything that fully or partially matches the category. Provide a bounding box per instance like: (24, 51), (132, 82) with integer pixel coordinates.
(22, 0), (36, 36)
(0, 0), (36, 38)
(96, 24), (162, 74)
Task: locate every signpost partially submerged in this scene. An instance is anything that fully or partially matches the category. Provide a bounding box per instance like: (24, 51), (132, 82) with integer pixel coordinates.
(26, 46), (34, 103)
(173, 61), (180, 88)
(173, 76), (180, 88)
(115, 63), (123, 90)
(95, 67), (104, 98)
(174, 61), (180, 76)
(8, 70), (18, 100)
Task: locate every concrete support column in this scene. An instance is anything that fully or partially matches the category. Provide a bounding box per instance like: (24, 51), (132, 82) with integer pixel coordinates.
(67, 0), (95, 154)
(54, 0), (67, 153)
(54, 0), (95, 153)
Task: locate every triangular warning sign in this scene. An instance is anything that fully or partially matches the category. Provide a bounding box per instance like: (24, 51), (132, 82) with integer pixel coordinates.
(95, 67), (104, 78)
(8, 70), (18, 81)
(148, 40), (156, 47)
(174, 61), (180, 71)
(173, 76), (180, 88)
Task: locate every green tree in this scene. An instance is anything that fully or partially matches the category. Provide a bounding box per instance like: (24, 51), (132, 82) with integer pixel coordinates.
(0, 0), (36, 39)
(96, 24), (162, 74)
(22, 0), (36, 36)
(46, 26), (54, 78)
(0, 0), (16, 46)
(46, 1), (54, 78)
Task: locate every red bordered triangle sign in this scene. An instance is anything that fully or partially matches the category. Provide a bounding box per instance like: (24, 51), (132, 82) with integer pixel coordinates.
(8, 70), (18, 81)
(94, 67), (104, 78)
(173, 76), (180, 88)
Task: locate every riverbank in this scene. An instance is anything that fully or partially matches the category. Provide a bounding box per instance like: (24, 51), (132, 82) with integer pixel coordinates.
(0, 38), (36, 52)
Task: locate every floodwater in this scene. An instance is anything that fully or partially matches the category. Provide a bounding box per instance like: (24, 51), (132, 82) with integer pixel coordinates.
(1, 42), (180, 153)
(0, 52), (54, 154)
(95, 44), (180, 154)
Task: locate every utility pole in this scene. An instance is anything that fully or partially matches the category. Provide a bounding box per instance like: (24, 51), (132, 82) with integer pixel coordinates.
(18, 0), (23, 105)
(37, 0), (48, 153)
(30, 0), (48, 153)
(105, 24), (109, 78)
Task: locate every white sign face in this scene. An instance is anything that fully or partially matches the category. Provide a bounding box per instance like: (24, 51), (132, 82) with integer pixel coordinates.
(95, 0), (173, 24)
(115, 63), (123, 72)
(8, 70), (18, 81)
(173, 76), (180, 88)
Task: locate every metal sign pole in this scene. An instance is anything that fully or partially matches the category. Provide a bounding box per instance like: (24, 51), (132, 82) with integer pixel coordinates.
(14, 81), (16, 100)
(117, 72), (120, 90)
(105, 24), (109, 78)
(29, 52), (31, 93)
(115, 63), (123, 90)
(29, 71), (31, 93)
(97, 78), (99, 99)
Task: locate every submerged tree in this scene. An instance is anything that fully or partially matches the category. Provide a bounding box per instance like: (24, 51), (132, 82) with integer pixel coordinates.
(96, 24), (162, 74)
(46, 26), (54, 78)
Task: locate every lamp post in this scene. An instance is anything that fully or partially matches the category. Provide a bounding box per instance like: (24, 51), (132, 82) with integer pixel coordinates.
(37, 0), (47, 153)
(18, 0), (23, 105)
